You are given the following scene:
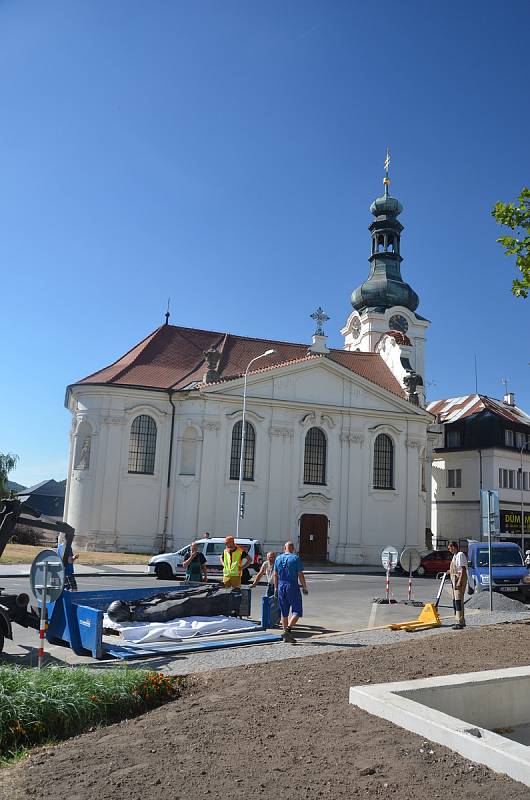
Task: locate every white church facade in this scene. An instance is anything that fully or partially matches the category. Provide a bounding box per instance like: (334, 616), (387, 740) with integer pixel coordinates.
(64, 170), (436, 565)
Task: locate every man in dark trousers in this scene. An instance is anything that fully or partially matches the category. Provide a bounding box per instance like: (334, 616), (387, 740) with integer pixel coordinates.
(182, 541), (208, 583)
(447, 540), (468, 629)
(274, 541), (308, 644)
(57, 531), (79, 591)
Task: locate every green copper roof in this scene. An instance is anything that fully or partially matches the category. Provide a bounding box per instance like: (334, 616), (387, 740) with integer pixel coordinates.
(370, 190), (403, 217)
(351, 182), (419, 314)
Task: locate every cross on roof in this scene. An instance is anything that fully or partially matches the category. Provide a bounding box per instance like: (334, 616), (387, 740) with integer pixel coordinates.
(310, 306), (330, 336)
(383, 146), (391, 188)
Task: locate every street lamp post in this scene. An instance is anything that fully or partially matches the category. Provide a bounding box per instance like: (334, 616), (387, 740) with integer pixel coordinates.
(520, 442), (526, 553)
(236, 349), (276, 537)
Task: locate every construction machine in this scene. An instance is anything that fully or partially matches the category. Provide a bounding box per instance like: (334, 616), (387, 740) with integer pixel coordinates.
(0, 496), (75, 652)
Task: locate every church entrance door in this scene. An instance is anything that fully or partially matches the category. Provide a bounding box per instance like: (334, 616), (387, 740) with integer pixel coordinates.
(299, 514), (328, 561)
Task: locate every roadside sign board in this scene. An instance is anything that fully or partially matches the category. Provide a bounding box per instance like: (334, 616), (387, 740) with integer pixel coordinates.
(399, 547), (421, 574)
(30, 549), (65, 604)
(481, 489), (500, 537)
(381, 546), (399, 572)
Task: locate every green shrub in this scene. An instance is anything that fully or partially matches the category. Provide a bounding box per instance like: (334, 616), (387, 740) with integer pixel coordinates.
(0, 665), (181, 758)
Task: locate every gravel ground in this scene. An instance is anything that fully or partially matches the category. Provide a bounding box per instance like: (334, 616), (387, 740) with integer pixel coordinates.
(465, 591), (529, 611)
(2, 621), (530, 800)
(119, 607), (530, 676)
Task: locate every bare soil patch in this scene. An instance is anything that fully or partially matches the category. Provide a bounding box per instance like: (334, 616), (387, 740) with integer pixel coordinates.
(2, 544), (149, 566)
(2, 622), (530, 799)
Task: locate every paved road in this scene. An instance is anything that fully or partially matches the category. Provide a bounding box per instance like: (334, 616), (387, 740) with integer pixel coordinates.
(0, 570), (456, 665)
(1, 570), (447, 630)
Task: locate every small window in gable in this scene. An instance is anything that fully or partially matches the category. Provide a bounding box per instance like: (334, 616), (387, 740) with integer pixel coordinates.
(446, 430), (461, 448)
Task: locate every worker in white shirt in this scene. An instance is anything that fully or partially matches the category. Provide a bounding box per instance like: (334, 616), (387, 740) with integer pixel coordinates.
(447, 541), (468, 630)
(250, 551), (276, 597)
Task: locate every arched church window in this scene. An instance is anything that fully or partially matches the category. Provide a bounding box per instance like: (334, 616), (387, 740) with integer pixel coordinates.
(373, 433), (394, 489)
(387, 236), (394, 252)
(377, 235), (384, 253)
(179, 426), (198, 476)
(128, 415), (157, 475)
(229, 421), (255, 481)
(304, 427), (327, 485)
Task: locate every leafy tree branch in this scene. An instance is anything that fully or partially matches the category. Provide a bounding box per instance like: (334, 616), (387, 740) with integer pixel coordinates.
(492, 187), (530, 298)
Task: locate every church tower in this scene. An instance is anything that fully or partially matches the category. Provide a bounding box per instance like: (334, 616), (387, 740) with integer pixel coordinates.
(342, 153), (428, 403)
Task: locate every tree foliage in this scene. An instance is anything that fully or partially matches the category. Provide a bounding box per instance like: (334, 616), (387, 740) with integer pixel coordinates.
(0, 453), (19, 498)
(492, 187), (530, 298)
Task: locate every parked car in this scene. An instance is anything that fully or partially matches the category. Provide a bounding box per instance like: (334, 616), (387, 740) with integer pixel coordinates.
(415, 550), (452, 576)
(147, 537), (263, 583)
(466, 541), (530, 598)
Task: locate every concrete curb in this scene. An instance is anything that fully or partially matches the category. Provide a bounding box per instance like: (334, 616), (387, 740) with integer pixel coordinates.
(0, 571), (151, 579)
(349, 665), (530, 788)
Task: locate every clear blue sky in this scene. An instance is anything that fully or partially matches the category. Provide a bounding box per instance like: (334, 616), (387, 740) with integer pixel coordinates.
(1, 1), (529, 487)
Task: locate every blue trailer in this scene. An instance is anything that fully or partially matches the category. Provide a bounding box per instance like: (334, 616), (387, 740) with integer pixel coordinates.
(45, 585), (281, 659)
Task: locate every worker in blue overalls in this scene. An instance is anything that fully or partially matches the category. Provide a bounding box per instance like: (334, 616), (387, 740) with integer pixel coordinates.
(273, 541), (308, 644)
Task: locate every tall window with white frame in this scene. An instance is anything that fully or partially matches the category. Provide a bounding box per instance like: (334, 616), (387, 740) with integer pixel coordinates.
(373, 433), (394, 489)
(447, 468), (462, 488)
(128, 415), (157, 474)
(499, 468), (509, 489)
(229, 421), (255, 481)
(303, 427), (327, 485)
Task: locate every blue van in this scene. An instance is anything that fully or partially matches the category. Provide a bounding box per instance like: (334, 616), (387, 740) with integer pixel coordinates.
(467, 541), (530, 599)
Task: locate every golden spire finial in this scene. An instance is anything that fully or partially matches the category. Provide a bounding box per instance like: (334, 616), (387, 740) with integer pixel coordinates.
(383, 147), (390, 188)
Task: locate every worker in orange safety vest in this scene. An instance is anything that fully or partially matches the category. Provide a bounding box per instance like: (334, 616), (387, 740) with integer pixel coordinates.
(221, 536), (251, 589)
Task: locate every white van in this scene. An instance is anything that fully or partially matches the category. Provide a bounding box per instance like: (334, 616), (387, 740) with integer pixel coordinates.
(147, 538), (263, 582)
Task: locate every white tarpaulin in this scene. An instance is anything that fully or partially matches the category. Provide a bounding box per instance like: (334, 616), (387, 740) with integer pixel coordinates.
(102, 614), (257, 644)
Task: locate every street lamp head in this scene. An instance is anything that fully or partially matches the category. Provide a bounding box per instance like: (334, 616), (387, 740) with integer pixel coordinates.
(263, 349), (276, 357)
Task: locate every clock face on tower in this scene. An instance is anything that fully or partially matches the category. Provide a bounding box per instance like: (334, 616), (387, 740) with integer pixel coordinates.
(351, 317), (361, 338)
(389, 314), (409, 334)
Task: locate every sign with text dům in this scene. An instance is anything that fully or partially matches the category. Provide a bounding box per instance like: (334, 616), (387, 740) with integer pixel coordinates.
(500, 509), (530, 533)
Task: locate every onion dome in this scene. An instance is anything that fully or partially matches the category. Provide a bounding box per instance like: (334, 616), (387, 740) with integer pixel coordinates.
(370, 190), (403, 217)
(350, 158), (419, 314)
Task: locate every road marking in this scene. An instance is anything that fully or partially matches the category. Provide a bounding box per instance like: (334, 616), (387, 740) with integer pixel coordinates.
(309, 609), (482, 639)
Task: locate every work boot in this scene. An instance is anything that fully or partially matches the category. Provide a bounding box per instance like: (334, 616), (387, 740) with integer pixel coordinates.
(452, 623), (465, 630)
(282, 631), (296, 644)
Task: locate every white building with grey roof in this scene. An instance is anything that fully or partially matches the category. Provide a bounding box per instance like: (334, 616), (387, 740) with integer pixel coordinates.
(427, 393), (530, 549)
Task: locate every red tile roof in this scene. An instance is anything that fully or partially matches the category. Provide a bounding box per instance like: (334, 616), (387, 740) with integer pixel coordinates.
(427, 394), (530, 426)
(386, 329), (412, 347)
(72, 324), (406, 399)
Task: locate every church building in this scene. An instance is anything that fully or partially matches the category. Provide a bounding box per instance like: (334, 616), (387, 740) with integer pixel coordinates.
(64, 166), (435, 564)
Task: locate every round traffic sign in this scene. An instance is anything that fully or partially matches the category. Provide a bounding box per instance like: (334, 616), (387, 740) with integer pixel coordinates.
(30, 549), (65, 603)
(399, 547), (421, 574)
(381, 546), (399, 571)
